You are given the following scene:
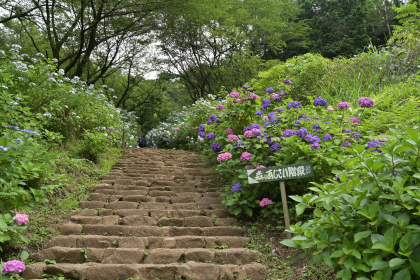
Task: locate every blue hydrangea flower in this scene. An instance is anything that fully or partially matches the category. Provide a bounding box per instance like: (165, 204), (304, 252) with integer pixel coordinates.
(352, 132), (361, 138)
(268, 112), (277, 122)
(251, 124), (261, 129)
(255, 111), (264, 116)
(282, 129), (296, 137)
(324, 134), (332, 141)
(286, 101), (302, 110)
(312, 124), (321, 131)
(313, 98), (327, 106)
(231, 183), (241, 193)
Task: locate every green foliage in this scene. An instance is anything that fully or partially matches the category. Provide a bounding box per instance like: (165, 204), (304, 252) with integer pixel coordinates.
(283, 127), (420, 279)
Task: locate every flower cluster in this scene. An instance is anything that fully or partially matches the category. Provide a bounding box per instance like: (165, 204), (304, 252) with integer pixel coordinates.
(240, 152), (253, 162)
(13, 213), (29, 225)
(260, 198), (273, 207)
(1, 260), (26, 275)
(358, 97), (374, 108)
(231, 183), (241, 193)
(217, 152), (232, 162)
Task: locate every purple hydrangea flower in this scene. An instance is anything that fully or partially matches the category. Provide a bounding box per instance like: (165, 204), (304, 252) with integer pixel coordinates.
(342, 142), (351, 147)
(199, 124), (205, 132)
(313, 98), (327, 106)
(242, 85), (251, 90)
(352, 132), (361, 138)
(266, 88), (274, 93)
(282, 129), (296, 137)
(336, 175), (341, 182)
(324, 134), (332, 141)
(261, 99), (271, 111)
(268, 112), (277, 122)
(393, 172), (399, 176)
(0, 146), (7, 151)
(231, 183), (241, 193)
(366, 140), (385, 153)
(312, 124), (321, 131)
(255, 111), (264, 116)
(287, 101), (302, 110)
(358, 97), (374, 108)
(325, 121), (332, 124)
(211, 142), (222, 153)
(275, 108), (284, 113)
(198, 132), (206, 137)
(1, 260), (26, 275)
(310, 143), (320, 149)
(306, 134), (321, 144)
(297, 128), (308, 138)
(207, 119), (213, 125)
(206, 133), (215, 140)
(343, 129), (351, 133)
(209, 114), (217, 121)
(21, 129), (39, 135)
(337, 102), (350, 110)
(349, 117), (361, 125)
(269, 143), (281, 152)
(5, 126), (19, 130)
(283, 79), (292, 85)
(164, 138), (170, 142)
(251, 124), (261, 129)
(237, 141), (245, 146)
(13, 138), (22, 142)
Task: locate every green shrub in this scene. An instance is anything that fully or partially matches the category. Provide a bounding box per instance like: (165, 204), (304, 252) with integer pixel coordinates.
(283, 127), (420, 280)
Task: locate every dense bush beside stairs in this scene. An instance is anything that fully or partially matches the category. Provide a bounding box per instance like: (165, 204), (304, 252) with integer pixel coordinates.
(282, 126), (420, 280)
(0, 46), (134, 274)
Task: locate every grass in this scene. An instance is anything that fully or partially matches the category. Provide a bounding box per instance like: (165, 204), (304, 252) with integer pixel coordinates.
(2, 143), (123, 261)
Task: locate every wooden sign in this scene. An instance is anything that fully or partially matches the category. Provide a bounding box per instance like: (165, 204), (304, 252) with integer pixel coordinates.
(247, 163), (314, 239)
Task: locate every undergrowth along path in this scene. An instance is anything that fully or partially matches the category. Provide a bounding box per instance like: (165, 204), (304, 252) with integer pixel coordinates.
(23, 148), (266, 280)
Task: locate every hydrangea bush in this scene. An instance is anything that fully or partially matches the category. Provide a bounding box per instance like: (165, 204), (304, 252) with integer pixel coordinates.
(282, 127), (420, 280)
(0, 46), (141, 250)
(149, 81), (379, 218)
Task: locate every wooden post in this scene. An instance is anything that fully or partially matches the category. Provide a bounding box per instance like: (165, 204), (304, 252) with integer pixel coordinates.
(122, 131), (126, 149)
(192, 138), (195, 152)
(280, 180), (291, 239)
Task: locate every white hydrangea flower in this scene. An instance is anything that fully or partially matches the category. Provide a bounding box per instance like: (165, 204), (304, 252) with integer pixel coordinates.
(43, 112), (52, 118)
(59, 69), (65, 75)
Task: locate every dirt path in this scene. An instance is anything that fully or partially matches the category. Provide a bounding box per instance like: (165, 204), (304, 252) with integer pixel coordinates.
(23, 148), (266, 280)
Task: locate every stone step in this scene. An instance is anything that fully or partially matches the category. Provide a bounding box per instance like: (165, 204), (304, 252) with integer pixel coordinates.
(23, 262), (267, 280)
(72, 208), (231, 218)
(79, 201), (226, 211)
(58, 224), (243, 237)
(46, 235), (250, 249)
(70, 214), (237, 227)
(30, 247), (259, 265)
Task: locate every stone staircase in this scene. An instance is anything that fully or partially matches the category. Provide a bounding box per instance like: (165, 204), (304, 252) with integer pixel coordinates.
(23, 148), (266, 280)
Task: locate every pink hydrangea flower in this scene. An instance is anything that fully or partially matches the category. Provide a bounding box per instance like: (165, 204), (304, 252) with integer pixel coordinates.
(327, 106), (334, 111)
(194, 127), (198, 129)
(225, 128), (233, 134)
(13, 213), (28, 226)
(185, 125), (188, 128)
(256, 165), (266, 169)
(248, 93), (260, 100)
(337, 102), (350, 110)
(244, 131), (253, 138)
(262, 116), (269, 120)
(217, 152), (232, 162)
(1, 260), (26, 275)
(230, 91), (239, 98)
(228, 135), (239, 141)
(175, 128), (180, 131)
(115, 131), (120, 134)
(236, 99), (242, 103)
(109, 127), (115, 130)
(260, 198), (273, 207)
(246, 165), (255, 170)
(240, 152), (253, 162)
(216, 104), (225, 110)
(186, 136), (190, 139)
